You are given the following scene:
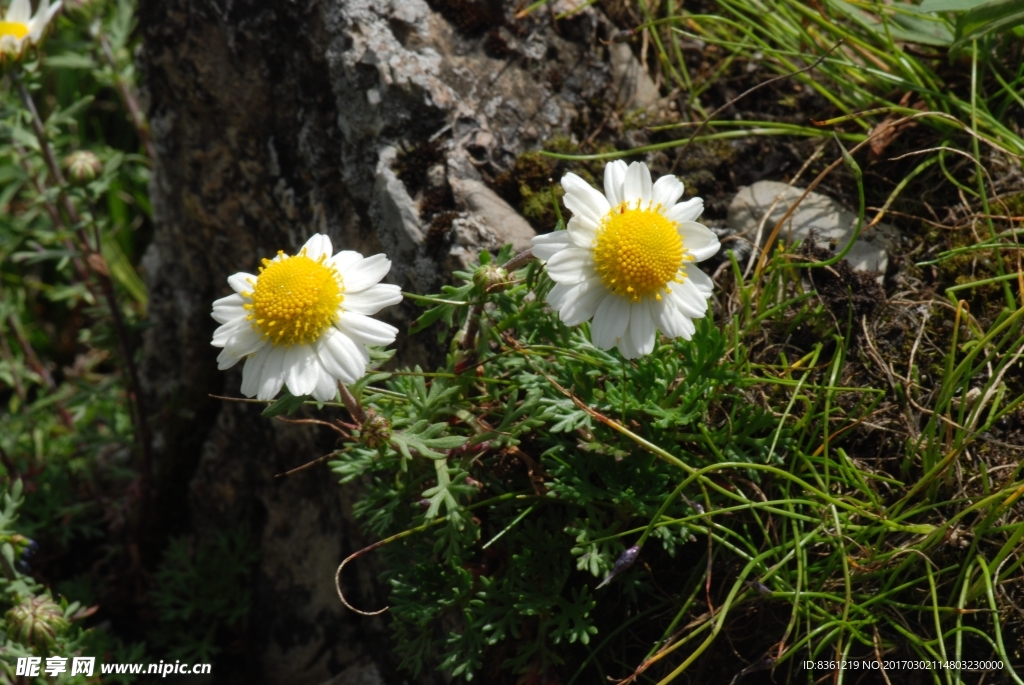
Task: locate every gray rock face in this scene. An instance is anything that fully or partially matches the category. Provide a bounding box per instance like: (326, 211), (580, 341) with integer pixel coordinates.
(136, 1), (632, 683)
(727, 180), (900, 274)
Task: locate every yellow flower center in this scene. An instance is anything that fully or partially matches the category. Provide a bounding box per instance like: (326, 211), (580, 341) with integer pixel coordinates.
(592, 202), (689, 302)
(244, 250), (344, 347)
(0, 21), (29, 40)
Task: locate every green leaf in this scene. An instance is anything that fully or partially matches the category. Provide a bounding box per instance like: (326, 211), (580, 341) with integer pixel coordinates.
(261, 390), (306, 417)
(45, 53), (98, 70)
(921, 0), (990, 11)
(102, 233), (148, 308)
(421, 460), (475, 524)
(409, 304), (448, 335)
(954, 0), (1024, 45)
(390, 420), (467, 461)
(827, 0), (954, 45)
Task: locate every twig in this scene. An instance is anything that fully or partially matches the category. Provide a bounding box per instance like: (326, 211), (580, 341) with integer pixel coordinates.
(274, 450), (344, 479)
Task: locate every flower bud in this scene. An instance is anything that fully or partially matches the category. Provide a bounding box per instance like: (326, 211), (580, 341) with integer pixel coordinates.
(359, 410), (391, 449)
(472, 264), (509, 293)
(5, 595), (69, 652)
(63, 151), (103, 184)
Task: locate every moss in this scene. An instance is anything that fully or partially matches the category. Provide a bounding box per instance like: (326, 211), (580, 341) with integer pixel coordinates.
(493, 139), (619, 231)
(1003, 190), (1024, 217)
(520, 182), (564, 229)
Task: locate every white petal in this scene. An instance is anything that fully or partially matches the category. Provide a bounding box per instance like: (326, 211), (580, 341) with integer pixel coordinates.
(228, 272), (256, 294)
(44, 1), (61, 24)
(342, 254), (391, 292)
(316, 328), (365, 384)
(679, 222), (720, 262)
(678, 312), (696, 340)
(212, 293), (247, 324)
(653, 297), (688, 339)
(219, 327), (264, 366)
(603, 160), (628, 207)
(342, 283), (402, 315)
(666, 281), (708, 319)
(677, 278), (712, 319)
(301, 233), (333, 261)
(211, 318), (249, 347)
(531, 231), (573, 262)
(546, 282), (575, 311)
(652, 174), (684, 208)
(241, 345), (273, 397)
(257, 347), (287, 400)
(284, 345), (319, 397)
(684, 264), (715, 296)
(217, 347), (243, 371)
(8, 0), (30, 23)
(617, 328), (640, 360)
(546, 247), (595, 284)
(336, 311), (398, 347)
(311, 366), (339, 402)
(567, 215), (598, 248)
(329, 250), (364, 272)
(562, 173), (610, 225)
(0, 35), (19, 53)
(627, 300), (656, 358)
(591, 295), (630, 350)
(557, 276), (606, 327)
(623, 162), (653, 206)
(28, 0), (51, 39)
(666, 198), (704, 224)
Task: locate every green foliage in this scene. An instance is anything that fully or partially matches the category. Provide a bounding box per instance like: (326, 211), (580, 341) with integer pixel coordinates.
(0, 0), (246, 672)
(0, 481), (112, 684)
(1, 0), (150, 548)
(151, 530), (258, 662)
(331, 246), (779, 682)
(951, 0), (1024, 46)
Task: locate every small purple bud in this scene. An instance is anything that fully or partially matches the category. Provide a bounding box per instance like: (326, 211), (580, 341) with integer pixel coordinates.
(596, 545), (641, 589)
(418, 499), (431, 508)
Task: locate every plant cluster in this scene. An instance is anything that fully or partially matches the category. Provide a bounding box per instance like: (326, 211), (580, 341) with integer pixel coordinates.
(324, 244), (784, 681)
(1, 0), (256, 675)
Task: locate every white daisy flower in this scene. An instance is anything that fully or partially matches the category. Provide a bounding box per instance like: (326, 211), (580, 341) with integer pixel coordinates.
(531, 161), (720, 359)
(211, 234), (403, 402)
(0, 0), (62, 62)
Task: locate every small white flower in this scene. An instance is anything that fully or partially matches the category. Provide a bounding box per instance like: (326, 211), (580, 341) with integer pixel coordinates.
(0, 0), (62, 62)
(211, 234), (403, 402)
(531, 161), (719, 359)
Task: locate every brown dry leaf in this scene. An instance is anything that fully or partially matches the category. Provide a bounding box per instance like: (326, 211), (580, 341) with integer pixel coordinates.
(868, 92), (925, 161)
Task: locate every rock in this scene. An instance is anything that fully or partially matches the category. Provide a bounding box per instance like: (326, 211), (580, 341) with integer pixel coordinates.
(450, 176), (535, 253)
(136, 0), (631, 683)
(726, 180), (899, 275)
(608, 42), (660, 111)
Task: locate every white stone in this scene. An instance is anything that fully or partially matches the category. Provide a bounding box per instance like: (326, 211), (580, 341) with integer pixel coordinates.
(726, 180), (899, 274)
